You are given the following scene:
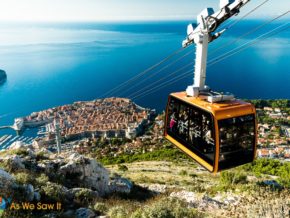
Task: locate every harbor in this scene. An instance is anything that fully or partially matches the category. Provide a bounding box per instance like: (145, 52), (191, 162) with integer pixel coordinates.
(0, 134), (35, 150)
(0, 117), (43, 151)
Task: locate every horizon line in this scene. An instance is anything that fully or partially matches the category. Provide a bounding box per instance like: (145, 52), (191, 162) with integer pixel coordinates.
(0, 17), (289, 24)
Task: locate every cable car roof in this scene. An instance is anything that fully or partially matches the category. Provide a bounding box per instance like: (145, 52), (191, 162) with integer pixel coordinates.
(170, 92), (256, 120)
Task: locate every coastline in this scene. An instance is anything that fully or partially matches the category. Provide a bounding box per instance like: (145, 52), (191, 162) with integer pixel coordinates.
(0, 69), (7, 84)
(16, 97), (156, 142)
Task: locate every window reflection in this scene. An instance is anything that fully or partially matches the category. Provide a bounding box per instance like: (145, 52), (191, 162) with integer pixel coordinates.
(167, 97), (215, 165)
(218, 115), (255, 169)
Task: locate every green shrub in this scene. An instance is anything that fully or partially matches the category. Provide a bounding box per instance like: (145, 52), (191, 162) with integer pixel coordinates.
(14, 172), (35, 185)
(243, 158), (290, 188)
(94, 202), (108, 214)
(189, 173), (197, 178)
(35, 151), (48, 161)
(107, 206), (128, 218)
(220, 171), (247, 186)
(179, 170), (188, 176)
(130, 198), (200, 218)
(10, 148), (29, 156)
(118, 165), (128, 172)
(0, 162), (9, 172)
(100, 148), (188, 165)
(35, 174), (49, 186)
(75, 188), (96, 205)
(41, 182), (67, 202)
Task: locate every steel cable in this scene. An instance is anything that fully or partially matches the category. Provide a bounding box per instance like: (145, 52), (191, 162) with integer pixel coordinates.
(98, 46), (187, 98)
(132, 24), (289, 100)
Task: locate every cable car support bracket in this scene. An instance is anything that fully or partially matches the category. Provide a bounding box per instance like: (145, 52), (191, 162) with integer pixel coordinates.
(183, 0), (251, 102)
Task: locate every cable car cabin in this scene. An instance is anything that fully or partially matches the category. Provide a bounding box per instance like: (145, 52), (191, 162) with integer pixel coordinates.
(164, 92), (257, 173)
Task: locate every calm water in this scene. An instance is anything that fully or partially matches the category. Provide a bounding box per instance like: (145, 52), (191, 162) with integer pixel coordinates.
(0, 20), (289, 138)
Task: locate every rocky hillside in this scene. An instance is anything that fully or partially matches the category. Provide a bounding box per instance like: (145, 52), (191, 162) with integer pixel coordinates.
(107, 160), (289, 218)
(0, 148), (134, 218)
(0, 145), (289, 218)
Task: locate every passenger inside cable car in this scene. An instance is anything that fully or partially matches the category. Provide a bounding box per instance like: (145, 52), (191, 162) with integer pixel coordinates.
(166, 97), (215, 166)
(165, 95), (256, 172)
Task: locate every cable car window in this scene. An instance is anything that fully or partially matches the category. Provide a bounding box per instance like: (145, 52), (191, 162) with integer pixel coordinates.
(218, 114), (255, 170)
(177, 104), (189, 141)
(167, 97), (215, 165)
(167, 98), (179, 133)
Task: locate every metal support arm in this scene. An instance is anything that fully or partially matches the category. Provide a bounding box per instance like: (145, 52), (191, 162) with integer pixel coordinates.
(183, 0), (250, 98)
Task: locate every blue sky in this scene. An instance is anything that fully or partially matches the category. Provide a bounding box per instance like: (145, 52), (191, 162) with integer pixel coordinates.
(0, 0), (289, 21)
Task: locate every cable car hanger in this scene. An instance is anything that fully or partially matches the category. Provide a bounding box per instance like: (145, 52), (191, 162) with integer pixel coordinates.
(182, 0), (250, 102)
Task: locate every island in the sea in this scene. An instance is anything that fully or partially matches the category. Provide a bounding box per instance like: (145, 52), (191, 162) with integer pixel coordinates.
(0, 69), (7, 84)
(22, 98), (155, 144)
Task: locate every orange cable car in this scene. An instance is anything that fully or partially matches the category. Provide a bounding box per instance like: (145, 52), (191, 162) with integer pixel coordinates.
(164, 92), (257, 173)
(164, 0), (257, 172)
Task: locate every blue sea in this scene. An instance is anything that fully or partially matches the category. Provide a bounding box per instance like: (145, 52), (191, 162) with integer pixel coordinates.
(0, 20), (289, 139)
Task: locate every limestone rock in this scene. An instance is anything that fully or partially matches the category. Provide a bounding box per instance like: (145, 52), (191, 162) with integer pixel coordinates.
(1, 155), (25, 171)
(10, 155), (26, 170)
(109, 177), (133, 194)
(75, 207), (95, 218)
(213, 192), (241, 206)
(170, 191), (227, 210)
(59, 155), (109, 196)
(0, 168), (14, 181)
(200, 195), (225, 210)
(140, 184), (167, 194)
(0, 169), (15, 204)
(25, 184), (35, 201)
(170, 191), (197, 205)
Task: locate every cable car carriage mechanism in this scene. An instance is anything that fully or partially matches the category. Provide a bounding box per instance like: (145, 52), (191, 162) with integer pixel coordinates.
(164, 0), (257, 173)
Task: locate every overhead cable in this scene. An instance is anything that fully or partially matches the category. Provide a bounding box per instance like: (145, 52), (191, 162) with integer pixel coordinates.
(99, 46), (186, 98)
(132, 24), (289, 100)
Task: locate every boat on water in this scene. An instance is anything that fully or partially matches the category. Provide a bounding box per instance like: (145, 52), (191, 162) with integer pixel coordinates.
(0, 135), (12, 149)
(10, 135), (19, 142)
(0, 135), (9, 144)
(0, 135), (12, 145)
(18, 136), (24, 141)
(3, 136), (20, 148)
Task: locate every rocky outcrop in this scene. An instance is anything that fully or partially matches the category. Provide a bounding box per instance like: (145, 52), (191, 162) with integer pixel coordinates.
(0, 148), (135, 217)
(109, 177), (133, 194)
(0, 168), (40, 202)
(139, 183), (168, 194)
(170, 190), (242, 211)
(0, 69), (7, 83)
(58, 153), (109, 195)
(0, 168), (14, 181)
(0, 148), (133, 195)
(3, 155), (25, 171)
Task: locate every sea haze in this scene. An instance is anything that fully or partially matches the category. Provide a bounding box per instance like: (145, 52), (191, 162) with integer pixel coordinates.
(0, 20), (289, 137)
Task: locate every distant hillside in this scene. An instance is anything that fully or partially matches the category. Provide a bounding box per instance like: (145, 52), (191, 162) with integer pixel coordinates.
(247, 99), (290, 109)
